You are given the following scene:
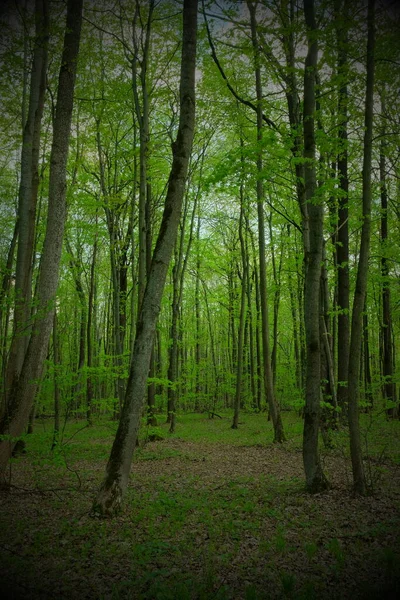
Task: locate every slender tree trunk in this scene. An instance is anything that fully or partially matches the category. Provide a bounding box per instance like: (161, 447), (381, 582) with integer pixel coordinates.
(194, 212), (201, 411)
(51, 311), (60, 449)
(302, 0), (329, 492)
(347, 0), (375, 495)
(132, 0), (154, 315)
(363, 305), (373, 409)
(335, 0), (350, 420)
(232, 156), (247, 429)
(4, 0), (49, 398)
(247, 0), (285, 442)
(379, 130), (396, 416)
(86, 217), (98, 426)
(0, 222), (19, 406)
(92, 0), (197, 516)
(0, 0), (83, 478)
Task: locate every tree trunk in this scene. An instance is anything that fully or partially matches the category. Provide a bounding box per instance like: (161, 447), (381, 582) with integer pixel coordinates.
(302, 0), (329, 493)
(86, 217), (98, 426)
(4, 0), (49, 398)
(51, 311), (60, 449)
(247, 0), (285, 442)
(379, 130), (396, 416)
(335, 0), (350, 420)
(0, 0), (83, 478)
(92, 0), (197, 516)
(347, 0), (375, 496)
(232, 154), (247, 429)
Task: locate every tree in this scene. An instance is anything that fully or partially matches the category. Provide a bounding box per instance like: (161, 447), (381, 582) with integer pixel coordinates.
(2, 0), (49, 408)
(347, 0), (375, 496)
(0, 0), (83, 479)
(301, 0), (329, 492)
(247, 0), (285, 443)
(334, 0), (351, 419)
(92, 0), (198, 516)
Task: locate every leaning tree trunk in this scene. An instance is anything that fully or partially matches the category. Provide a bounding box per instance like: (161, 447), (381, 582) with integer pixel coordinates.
(302, 0), (329, 493)
(0, 0), (83, 479)
(347, 0), (375, 496)
(92, 0), (197, 517)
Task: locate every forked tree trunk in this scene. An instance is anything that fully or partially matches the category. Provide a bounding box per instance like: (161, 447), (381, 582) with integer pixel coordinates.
(302, 0), (329, 492)
(92, 0), (197, 517)
(347, 0), (375, 496)
(0, 0), (83, 479)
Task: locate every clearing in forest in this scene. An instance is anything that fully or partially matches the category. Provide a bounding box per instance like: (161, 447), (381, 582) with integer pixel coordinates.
(0, 412), (399, 599)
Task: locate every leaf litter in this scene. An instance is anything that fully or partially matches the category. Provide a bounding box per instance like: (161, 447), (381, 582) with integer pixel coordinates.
(0, 416), (399, 599)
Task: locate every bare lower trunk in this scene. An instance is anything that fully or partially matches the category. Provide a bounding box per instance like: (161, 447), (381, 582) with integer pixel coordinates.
(347, 0), (375, 496)
(335, 0), (350, 420)
(302, 0), (329, 492)
(92, 0), (197, 516)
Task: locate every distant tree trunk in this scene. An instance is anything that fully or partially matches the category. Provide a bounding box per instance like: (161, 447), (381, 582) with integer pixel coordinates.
(245, 250), (257, 409)
(232, 154), (247, 429)
(363, 304), (373, 409)
(247, 0), (285, 442)
(51, 311), (60, 449)
(287, 248), (301, 391)
(347, 0), (375, 496)
(194, 212), (202, 411)
(302, 0), (329, 492)
(86, 217), (98, 426)
(92, 0), (197, 516)
(250, 232), (263, 412)
(65, 238), (86, 409)
(167, 255), (180, 430)
(335, 0), (350, 420)
(0, 222), (18, 399)
(0, 0), (83, 478)
(379, 130), (396, 416)
(4, 0), (49, 399)
(268, 216), (284, 386)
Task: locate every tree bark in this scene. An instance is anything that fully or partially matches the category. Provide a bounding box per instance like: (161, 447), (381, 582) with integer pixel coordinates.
(0, 0), (83, 478)
(232, 151), (247, 429)
(335, 0), (350, 420)
(247, 0), (285, 442)
(347, 0), (375, 496)
(4, 0), (49, 399)
(302, 0), (329, 492)
(379, 129), (396, 416)
(92, 0), (197, 516)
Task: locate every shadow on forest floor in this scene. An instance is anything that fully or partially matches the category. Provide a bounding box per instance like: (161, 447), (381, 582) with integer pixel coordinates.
(0, 412), (399, 599)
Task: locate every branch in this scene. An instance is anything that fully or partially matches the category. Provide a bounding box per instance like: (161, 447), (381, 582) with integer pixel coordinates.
(201, 0), (278, 132)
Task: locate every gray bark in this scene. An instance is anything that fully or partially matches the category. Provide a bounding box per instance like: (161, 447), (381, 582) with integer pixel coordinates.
(347, 0), (375, 495)
(302, 0), (329, 492)
(92, 0), (197, 516)
(4, 0), (49, 398)
(0, 0), (83, 478)
(247, 0), (285, 442)
(335, 0), (350, 419)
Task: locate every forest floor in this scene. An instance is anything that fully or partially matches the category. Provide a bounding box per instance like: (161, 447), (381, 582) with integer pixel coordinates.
(0, 411), (399, 600)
